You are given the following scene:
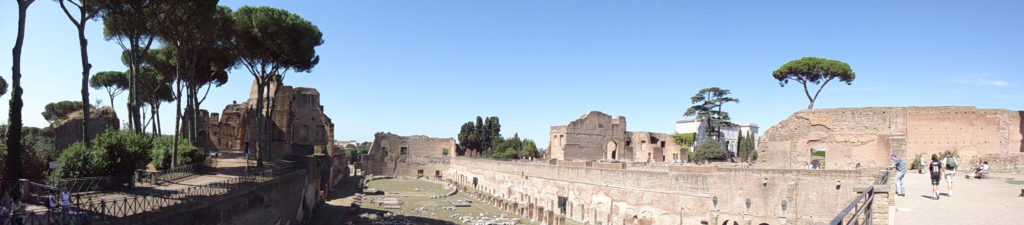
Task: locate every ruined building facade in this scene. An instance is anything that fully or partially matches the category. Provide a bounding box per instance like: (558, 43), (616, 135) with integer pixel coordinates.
(359, 132), (456, 177)
(759, 106), (1024, 169)
(198, 79), (335, 161)
(547, 111), (685, 162)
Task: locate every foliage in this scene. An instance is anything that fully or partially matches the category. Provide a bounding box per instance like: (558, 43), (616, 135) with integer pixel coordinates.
(90, 70), (128, 107)
(456, 116), (501, 155)
(772, 57), (856, 109)
(177, 144), (205, 166)
(42, 100), (93, 124)
(54, 129), (152, 178)
(0, 125), (58, 179)
(97, 0), (165, 132)
(688, 141), (729, 163)
(737, 131), (757, 161)
(811, 150), (826, 158)
(484, 134), (539, 159)
(232, 6), (323, 74)
(51, 142), (94, 178)
(910, 154), (923, 170)
(683, 87), (739, 141)
(149, 136), (205, 170)
(0, 76), (7, 98)
(343, 142), (372, 164)
(232, 6), (323, 166)
(672, 133), (696, 150)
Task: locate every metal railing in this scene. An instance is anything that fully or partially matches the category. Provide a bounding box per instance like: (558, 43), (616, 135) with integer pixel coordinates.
(72, 164), (302, 222)
(47, 176), (120, 193)
(138, 164), (203, 185)
(829, 170), (892, 225)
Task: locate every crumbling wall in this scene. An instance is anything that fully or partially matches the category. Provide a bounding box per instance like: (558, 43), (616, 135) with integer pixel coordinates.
(448, 158), (876, 225)
(760, 106), (1023, 169)
(549, 111), (682, 162)
(360, 132), (455, 177)
(202, 80), (334, 161)
(52, 107), (119, 151)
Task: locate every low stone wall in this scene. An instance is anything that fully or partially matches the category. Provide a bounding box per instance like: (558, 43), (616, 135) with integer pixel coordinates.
(975, 152), (1024, 170)
(448, 158), (879, 225)
(119, 159), (328, 225)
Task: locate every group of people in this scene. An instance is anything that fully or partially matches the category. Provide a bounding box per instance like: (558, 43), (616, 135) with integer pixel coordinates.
(891, 151), (975, 200)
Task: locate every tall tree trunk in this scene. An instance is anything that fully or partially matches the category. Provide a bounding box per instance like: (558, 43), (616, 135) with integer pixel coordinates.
(254, 77), (265, 167)
(172, 76), (182, 168)
(151, 104), (158, 137)
(7, 0), (34, 202)
(59, 0), (93, 147)
(155, 103), (162, 136)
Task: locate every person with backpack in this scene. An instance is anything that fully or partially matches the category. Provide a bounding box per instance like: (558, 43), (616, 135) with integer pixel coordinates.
(943, 151), (958, 197)
(929, 154), (943, 200)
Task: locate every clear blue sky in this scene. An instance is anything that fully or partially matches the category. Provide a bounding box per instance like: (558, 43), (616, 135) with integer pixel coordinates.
(2, 0), (1022, 147)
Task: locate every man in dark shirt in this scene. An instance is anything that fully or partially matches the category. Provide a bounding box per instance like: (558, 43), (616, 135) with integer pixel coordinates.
(929, 154), (943, 200)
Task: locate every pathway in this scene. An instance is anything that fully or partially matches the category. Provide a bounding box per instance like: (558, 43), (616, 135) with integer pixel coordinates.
(893, 170), (1024, 225)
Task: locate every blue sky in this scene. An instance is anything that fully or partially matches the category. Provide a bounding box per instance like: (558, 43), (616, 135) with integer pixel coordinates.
(1, 0), (1022, 147)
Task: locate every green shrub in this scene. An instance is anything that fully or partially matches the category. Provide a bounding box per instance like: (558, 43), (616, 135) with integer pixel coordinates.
(54, 129), (152, 178)
(689, 141), (729, 163)
(178, 144), (206, 166)
(53, 142), (97, 178)
(0, 125), (59, 179)
(150, 136), (206, 170)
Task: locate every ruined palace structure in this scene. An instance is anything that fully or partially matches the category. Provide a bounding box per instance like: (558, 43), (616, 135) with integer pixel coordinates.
(759, 106), (1024, 169)
(196, 78), (336, 160)
(359, 132), (456, 177)
(547, 111), (685, 162)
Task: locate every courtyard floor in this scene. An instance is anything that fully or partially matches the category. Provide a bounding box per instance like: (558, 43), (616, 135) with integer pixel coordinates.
(310, 178), (582, 225)
(893, 169), (1024, 225)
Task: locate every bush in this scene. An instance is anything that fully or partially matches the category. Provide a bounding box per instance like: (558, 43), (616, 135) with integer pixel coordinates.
(150, 136), (206, 170)
(689, 141), (729, 163)
(0, 125), (58, 179)
(178, 144), (206, 166)
(53, 129), (152, 178)
(53, 142), (97, 178)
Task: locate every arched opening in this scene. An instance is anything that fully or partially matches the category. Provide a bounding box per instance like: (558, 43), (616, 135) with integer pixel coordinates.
(607, 141), (618, 160)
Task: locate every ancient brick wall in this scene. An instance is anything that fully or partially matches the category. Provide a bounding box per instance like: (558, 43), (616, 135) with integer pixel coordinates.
(52, 107), (119, 151)
(550, 111), (683, 162)
(201, 80), (334, 161)
(549, 111), (629, 161)
(449, 158), (877, 225)
(759, 106), (1023, 169)
(360, 132), (455, 178)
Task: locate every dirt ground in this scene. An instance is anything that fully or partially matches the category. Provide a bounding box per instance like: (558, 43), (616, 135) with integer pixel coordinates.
(310, 177), (575, 225)
(893, 169), (1024, 225)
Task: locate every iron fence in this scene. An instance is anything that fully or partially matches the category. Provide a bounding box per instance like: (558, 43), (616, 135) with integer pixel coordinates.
(47, 176), (120, 194)
(829, 170), (891, 225)
(138, 164), (203, 185)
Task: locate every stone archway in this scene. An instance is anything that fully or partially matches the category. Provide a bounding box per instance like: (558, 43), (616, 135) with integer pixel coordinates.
(607, 141), (618, 160)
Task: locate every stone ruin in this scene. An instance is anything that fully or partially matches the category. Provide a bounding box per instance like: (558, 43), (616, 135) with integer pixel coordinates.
(52, 107), (120, 151)
(759, 106), (1024, 169)
(195, 78), (336, 161)
(547, 111), (685, 162)
(359, 132), (456, 178)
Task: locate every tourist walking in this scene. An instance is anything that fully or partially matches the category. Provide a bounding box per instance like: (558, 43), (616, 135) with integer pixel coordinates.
(891, 153), (907, 196)
(929, 154), (943, 200)
(943, 151), (958, 197)
(919, 155), (926, 174)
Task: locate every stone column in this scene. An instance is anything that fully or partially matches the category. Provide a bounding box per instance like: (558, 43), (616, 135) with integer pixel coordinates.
(710, 209), (719, 225)
(869, 184), (894, 225)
